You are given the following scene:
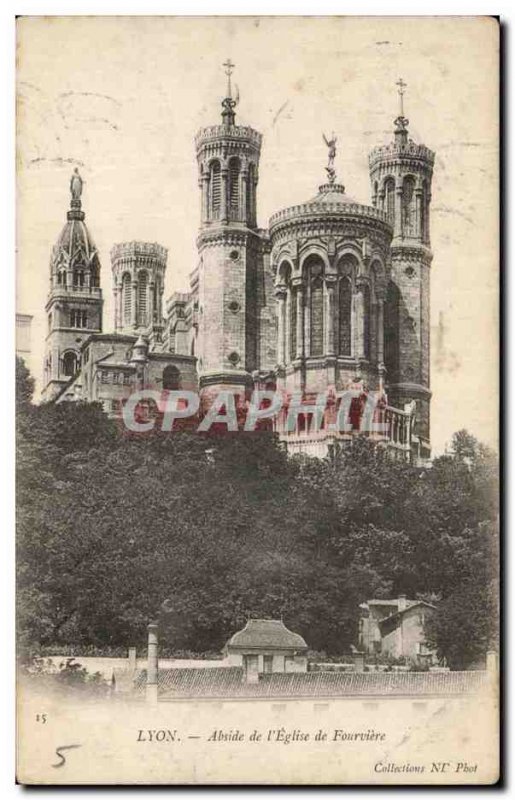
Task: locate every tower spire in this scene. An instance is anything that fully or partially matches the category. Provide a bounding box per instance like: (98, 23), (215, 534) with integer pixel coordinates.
(394, 78), (409, 144)
(221, 58), (236, 126)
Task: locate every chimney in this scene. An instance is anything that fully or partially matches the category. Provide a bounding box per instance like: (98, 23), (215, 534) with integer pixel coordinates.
(486, 650), (498, 675)
(146, 623), (159, 704)
(398, 594), (407, 612)
(352, 651), (365, 673)
(128, 646), (137, 673)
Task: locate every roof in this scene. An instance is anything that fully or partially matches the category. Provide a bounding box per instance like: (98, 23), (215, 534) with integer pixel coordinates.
(378, 600), (436, 625)
(361, 599), (436, 623)
(52, 211), (99, 270)
(133, 667), (489, 700)
(268, 182), (390, 231)
(225, 619), (308, 651)
(307, 182), (358, 205)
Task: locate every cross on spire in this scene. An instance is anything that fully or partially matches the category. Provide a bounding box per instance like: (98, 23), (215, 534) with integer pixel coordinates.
(396, 77), (407, 117)
(223, 58), (235, 98)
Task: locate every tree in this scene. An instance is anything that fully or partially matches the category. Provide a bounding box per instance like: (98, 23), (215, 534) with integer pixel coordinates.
(16, 406), (499, 663)
(16, 357), (34, 411)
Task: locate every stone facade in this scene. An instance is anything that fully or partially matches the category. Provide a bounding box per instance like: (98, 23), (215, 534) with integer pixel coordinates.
(42, 75), (434, 460)
(358, 597), (437, 665)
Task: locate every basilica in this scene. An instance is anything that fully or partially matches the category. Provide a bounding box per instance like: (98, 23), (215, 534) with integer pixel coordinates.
(42, 69), (434, 462)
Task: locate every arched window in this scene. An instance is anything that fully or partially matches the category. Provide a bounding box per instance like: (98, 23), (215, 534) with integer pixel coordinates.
(402, 176), (416, 237)
(163, 365), (180, 390)
(373, 180), (378, 207)
(385, 281), (400, 381)
(306, 257), (324, 357)
(339, 276), (352, 355)
(228, 157), (240, 218)
(137, 270), (148, 327)
(62, 351), (78, 377)
(122, 273), (132, 325)
(210, 160), (221, 219)
(363, 283), (371, 360)
(385, 177), (395, 225)
(57, 270), (66, 286)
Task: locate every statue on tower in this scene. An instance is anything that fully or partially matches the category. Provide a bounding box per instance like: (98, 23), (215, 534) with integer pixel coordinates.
(323, 132), (337, 184)
(70, 167), (83, 208)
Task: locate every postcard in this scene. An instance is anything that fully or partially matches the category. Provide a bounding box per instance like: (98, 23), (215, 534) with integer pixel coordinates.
(16, 15), (500, 785)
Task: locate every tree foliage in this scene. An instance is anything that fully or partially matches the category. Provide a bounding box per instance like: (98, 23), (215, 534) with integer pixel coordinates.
(16, 368), (499, 667)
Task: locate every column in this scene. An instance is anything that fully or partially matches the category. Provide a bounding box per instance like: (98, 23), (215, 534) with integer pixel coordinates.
(201, 173), (210, 223)
(221, 167), (228, 223)
(415, 187), (423, 239)
(425, 191), (432, 244)
(158, 283), (164, 326)
(395, 179), (404, 238)
(376, 297), (385, 365)
(146, 623), (158, 705)
(275, 285), (286, 366)
(149, 282), (155, 326)
(325, 276), (337, 355)
(131, 280), (138, 327)
(241, 168), (248, 223)
(286, 289), (292, 363)
(293, 278), (304, 360)
(114, 284), (121, 330)
(251, 171), (259, 227)
(354, 283), (365, 360)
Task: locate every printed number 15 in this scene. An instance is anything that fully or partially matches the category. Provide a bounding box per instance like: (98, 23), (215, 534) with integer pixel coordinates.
(36, 714), (47, 724)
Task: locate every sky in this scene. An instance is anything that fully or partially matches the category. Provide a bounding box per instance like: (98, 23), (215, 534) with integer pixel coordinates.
(16, 15), (499, 455)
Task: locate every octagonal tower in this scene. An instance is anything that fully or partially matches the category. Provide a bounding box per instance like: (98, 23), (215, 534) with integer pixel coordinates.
(194, 62), (264, 397)
(368, 80), (435, 459)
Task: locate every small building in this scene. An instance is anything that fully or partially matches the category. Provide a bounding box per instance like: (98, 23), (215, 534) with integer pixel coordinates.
(224, 619), (309, 680)
(358, 596), (437, 664)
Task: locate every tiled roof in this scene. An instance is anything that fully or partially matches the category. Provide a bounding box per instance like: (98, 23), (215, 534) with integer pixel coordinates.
(133, 667), (489, 700)
(226, 619), (308, 651)
(378, 601), (437, 626)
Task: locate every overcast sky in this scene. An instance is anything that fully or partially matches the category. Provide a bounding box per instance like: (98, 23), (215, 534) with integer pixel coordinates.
(16, 16), (499, 454)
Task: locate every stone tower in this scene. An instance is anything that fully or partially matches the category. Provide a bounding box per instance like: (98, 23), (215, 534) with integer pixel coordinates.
(42, 170), (103, 401)
(368, 80), (434, 460)
(194, 61), (263, 398)
(111, 241), (167, 346)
